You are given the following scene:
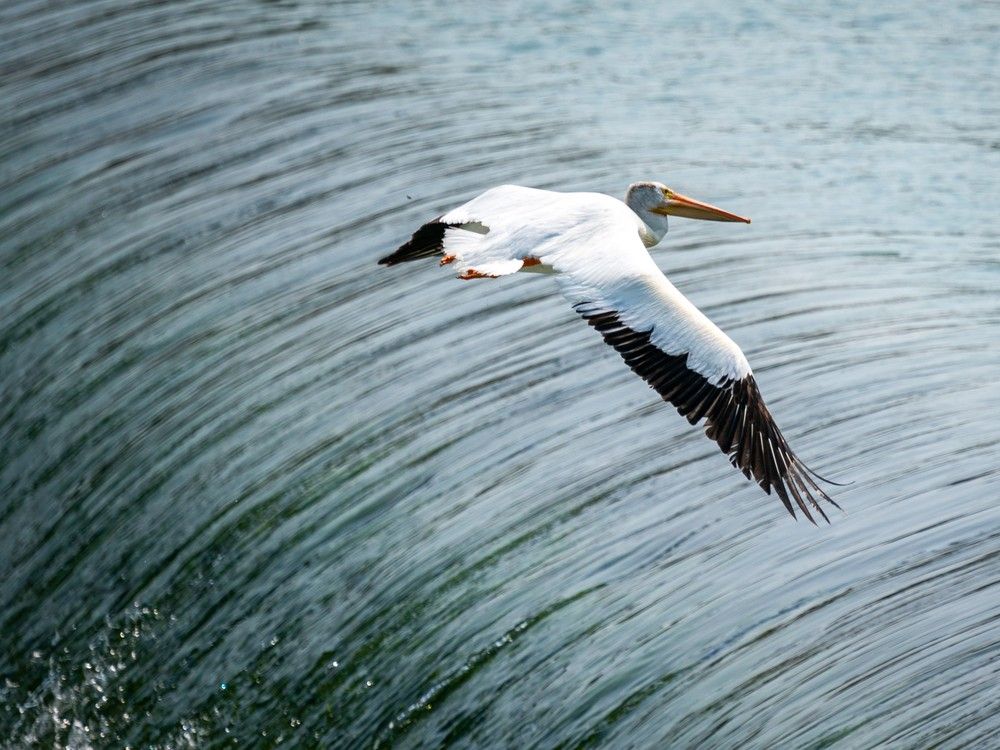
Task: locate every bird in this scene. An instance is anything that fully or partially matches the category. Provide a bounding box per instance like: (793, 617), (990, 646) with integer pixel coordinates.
(378, 182), (842, 522)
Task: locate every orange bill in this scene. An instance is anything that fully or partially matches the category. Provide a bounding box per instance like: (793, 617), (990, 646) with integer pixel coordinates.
(650, 190), (751, 223)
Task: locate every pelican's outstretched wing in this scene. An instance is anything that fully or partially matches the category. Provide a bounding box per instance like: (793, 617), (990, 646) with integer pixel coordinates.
(378, 185), (610, 279)
(551, 241), (839, 523)
(377, 217), (525, 278)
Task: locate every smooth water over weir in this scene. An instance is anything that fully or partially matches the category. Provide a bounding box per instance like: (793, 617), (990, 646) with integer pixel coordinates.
(2, 0), (999, 747)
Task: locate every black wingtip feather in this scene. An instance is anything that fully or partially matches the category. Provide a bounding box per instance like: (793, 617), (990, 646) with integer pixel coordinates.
(378, 219), (453, 266)
(574, 304), (841, 523)
(797, 459), (853, 487)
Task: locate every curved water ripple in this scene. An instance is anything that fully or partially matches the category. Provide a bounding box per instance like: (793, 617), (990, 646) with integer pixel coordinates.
(2, 0), (999, 747)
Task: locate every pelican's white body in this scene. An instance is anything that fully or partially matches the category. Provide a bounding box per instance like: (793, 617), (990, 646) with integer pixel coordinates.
(439, 185), (751, 383)
(383, 181), (840, 521)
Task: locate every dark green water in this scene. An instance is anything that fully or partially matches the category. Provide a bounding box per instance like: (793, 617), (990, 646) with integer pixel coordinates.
(2, 0), (999, 747)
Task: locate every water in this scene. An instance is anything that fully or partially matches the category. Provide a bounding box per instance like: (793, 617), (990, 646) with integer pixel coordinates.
(2, 0), (999, 746)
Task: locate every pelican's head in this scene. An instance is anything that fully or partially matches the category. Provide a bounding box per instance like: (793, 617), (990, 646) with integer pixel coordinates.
(626, 181), (750, 246)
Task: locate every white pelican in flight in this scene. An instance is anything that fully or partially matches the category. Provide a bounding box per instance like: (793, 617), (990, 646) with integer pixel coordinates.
(379, 182), (842, 522)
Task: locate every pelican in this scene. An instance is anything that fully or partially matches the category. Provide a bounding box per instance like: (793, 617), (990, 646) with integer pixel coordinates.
(379, 182), (841, 522)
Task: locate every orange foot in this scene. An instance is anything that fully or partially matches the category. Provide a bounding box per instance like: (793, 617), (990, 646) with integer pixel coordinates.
(440, 254), (456, 266)
(458, 269), (497, 280)
(522, 257), (541, 267)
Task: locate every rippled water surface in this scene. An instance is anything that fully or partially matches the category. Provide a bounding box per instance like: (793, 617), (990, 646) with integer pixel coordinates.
(3, 0), (1000, 747)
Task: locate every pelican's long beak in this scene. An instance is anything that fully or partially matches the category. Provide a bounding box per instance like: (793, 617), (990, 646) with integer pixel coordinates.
(651, 190), (751, 223)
